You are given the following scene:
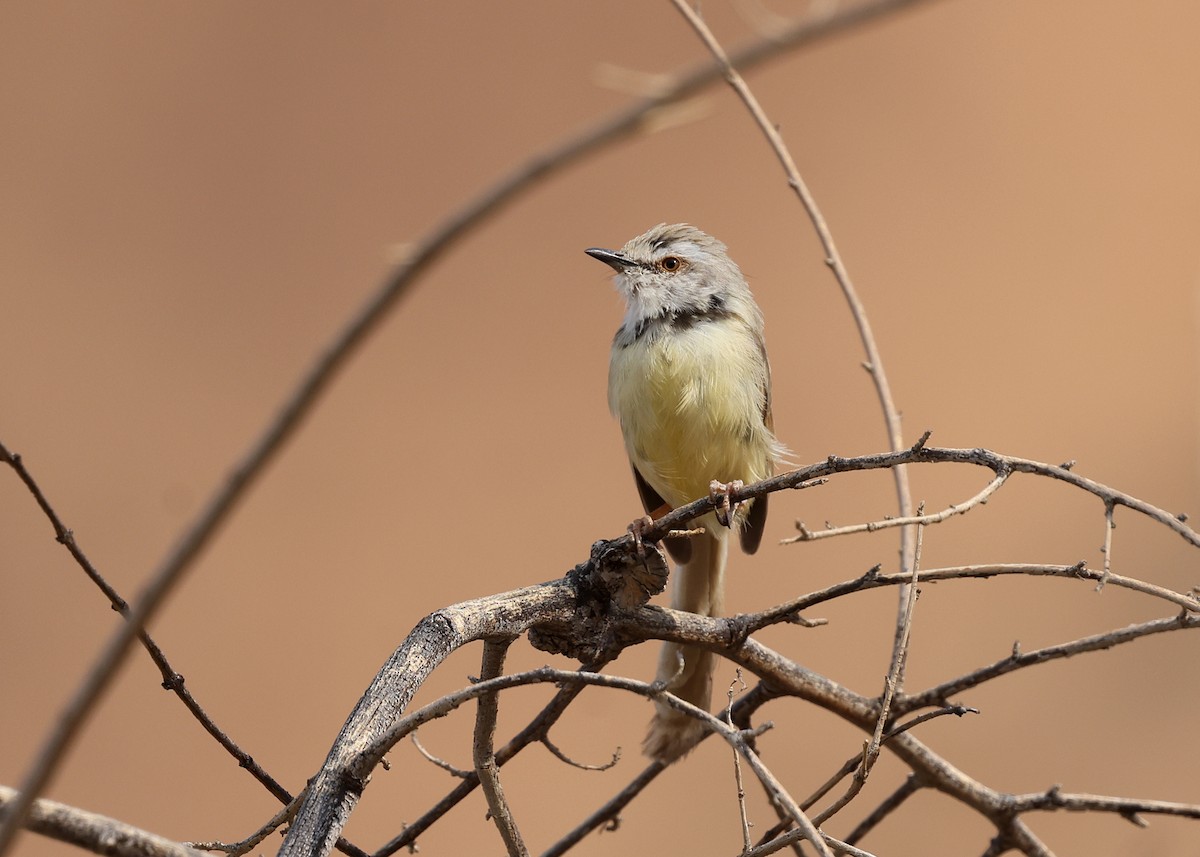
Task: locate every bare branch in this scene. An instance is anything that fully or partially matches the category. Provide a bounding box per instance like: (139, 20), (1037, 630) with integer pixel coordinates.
(725, 671), (754, 853)
(810, 506), (925, 827)
(1098, 500), (1116, 590)
(0, 784), (204, 857)
(1009, 785), (1200, 823)
(473, 639), (527, 857)
(897, 611), (1199, 713)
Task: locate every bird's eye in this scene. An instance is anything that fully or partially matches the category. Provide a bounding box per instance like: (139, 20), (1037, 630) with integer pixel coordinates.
(659, 256), (682, 272)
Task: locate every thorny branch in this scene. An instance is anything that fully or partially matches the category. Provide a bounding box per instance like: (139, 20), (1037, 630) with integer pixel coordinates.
(272, 442), (1197, 856)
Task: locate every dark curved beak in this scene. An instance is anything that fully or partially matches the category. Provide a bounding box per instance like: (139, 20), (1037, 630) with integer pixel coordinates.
(585, 247), (636, 271)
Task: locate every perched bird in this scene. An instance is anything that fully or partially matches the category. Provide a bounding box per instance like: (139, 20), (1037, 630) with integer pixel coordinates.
(587, 224), (786, 761)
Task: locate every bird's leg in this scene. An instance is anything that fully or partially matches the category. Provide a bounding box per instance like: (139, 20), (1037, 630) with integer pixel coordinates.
(709, 479), (745, 528)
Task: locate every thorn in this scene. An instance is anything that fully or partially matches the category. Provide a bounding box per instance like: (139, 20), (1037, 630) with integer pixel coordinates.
(910, 430), (932, 452)
(1120, 810), (1149, 828)
(1060, 460), (1076, 470)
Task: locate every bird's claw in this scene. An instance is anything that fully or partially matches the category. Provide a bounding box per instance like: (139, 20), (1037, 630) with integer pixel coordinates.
(628, 515), (655, 558)
(710, 480), (745, 528)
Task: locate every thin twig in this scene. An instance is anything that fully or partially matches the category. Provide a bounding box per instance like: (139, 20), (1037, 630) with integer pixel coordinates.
(188, 793), (304, 857)
(540, 733), (620, 772)
(808, 506), (923, 828)
(739, 561), (1197, 639)
(821, 836), (881, 857)
(726, 671), (754, 853)
(897, 611), (1199, 714)
(785, 470), (1008, 543)
(1008, 784), (1200, 822)
(885, 704), (978, 738)
(473, 639), (528, 857)
(411, 734), (472, 778)
(1098, 500), (1116, 590)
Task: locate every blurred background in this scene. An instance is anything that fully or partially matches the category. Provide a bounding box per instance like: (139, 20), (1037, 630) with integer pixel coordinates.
(2, 2), (1198, 855)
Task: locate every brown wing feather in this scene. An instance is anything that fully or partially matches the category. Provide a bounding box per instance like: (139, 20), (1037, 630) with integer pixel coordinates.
(632, 464), (692, 564)
(739, 339), (774, 555)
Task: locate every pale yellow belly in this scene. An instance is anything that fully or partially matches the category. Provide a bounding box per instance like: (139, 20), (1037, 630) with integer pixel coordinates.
(609, 321), (775, 509)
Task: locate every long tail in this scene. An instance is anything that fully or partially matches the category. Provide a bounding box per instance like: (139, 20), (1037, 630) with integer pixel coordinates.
(643, 521), (727, 762)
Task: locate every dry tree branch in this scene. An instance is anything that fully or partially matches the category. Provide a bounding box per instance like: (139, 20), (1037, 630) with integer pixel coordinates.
(896, 611), (1200, 714)
(742, 561), (1197, 638)
(276, 581), (583, 857)
(724, 672), (754, 853)
(0, 2), (945, 849)
(290, 481), (1193, 857)
(301, 664), (829, 857)
(1099, 500), (1116, 589)
(368, 447), (1193, 855)
(473, 639), (528, 857)
(0, 785), (204, 857)
(1008, 787), (1200, 824)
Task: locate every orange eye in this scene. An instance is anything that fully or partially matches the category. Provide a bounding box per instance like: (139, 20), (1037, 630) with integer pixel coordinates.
(660, 256), (682, 272)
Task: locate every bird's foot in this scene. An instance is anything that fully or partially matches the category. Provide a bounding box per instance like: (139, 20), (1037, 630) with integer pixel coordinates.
(709, 479), (745, 528)
(628, 515), (656, 558)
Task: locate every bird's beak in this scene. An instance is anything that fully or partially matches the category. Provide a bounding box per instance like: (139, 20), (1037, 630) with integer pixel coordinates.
(585, 247), (636, 271)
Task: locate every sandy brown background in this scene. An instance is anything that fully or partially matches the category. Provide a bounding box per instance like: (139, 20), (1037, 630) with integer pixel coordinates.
(2, 2), (1198, 856)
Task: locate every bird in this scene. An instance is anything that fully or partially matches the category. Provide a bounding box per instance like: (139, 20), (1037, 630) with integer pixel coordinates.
(587, 223), (786, 761)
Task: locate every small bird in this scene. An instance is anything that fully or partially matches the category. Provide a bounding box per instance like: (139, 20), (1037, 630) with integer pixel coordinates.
(587, 224), (786, 761)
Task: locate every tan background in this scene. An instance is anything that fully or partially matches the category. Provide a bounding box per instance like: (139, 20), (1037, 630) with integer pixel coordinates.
(2, 2), (1198, 855)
